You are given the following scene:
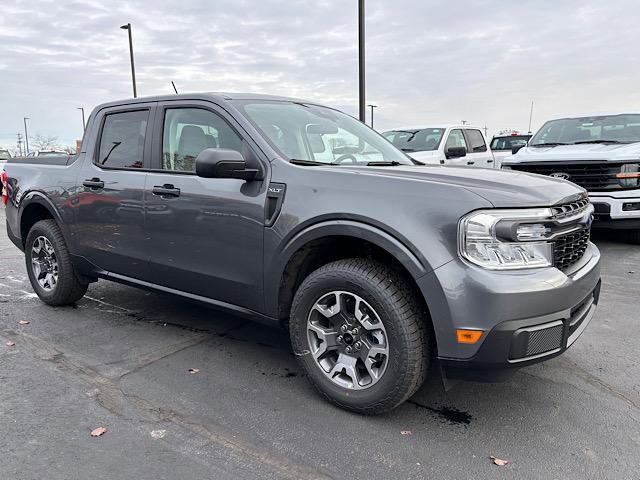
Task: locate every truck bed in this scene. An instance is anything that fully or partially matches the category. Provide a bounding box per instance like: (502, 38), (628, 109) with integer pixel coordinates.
(7, 155), (78, 166)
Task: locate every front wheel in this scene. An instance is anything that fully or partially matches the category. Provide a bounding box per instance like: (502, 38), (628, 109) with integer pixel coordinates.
(289, 258), (430, 414)
(25, 219), (88, 306)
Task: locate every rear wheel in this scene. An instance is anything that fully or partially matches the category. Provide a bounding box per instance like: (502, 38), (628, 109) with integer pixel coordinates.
(289, 258), (430, 414)
(25, 220), (88, 306)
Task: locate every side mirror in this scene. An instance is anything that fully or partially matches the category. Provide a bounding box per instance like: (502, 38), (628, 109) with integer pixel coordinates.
(195, 148), (258, 180)
(512, 144), (525, 154)
(445, 146), (466, 159)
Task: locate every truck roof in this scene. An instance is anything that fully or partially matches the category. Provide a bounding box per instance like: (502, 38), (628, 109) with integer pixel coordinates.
(383, 125), (485, 132)
(94, 92), (322, 110)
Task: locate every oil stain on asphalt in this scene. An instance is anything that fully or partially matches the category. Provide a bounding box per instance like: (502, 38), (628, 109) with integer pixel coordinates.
(408, 400), (473, 426)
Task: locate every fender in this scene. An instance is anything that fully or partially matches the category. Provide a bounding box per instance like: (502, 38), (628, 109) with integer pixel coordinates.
(264, 217), (436, 318)
(17, 191), (65, 242)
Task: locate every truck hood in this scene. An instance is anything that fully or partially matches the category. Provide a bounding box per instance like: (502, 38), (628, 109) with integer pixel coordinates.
(504, 142), (640, 163)
(331, 164), (585, 208)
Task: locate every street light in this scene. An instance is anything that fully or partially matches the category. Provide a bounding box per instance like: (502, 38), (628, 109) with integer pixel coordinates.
(358, 0), (365, 122)
(77, 107), (86, 132)
(120, 23), (137, 98)
(368, 104), (378, 129)
(23, 117), (30, 155)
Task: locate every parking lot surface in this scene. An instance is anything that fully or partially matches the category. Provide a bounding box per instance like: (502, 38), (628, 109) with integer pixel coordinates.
(1, 206), (639, 480)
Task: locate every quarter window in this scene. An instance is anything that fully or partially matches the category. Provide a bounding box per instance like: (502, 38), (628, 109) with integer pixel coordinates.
(465, 129), (487, 152)
(97, 110), (149, 169)
(162, 108), (243, 172)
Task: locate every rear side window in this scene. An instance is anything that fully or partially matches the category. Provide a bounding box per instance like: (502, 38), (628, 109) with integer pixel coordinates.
(465, 129), (487, 152)
(97, 110), (149, 169)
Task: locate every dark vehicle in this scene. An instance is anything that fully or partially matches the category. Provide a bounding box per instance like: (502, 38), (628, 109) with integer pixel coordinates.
(2, 93), (601, 414)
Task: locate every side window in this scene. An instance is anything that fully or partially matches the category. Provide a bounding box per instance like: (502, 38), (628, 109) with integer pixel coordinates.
(465, 129), (487, 152)
(97, 110), (148, 169)
(445, 129), (468, 150)
(162, 108), (243, 172)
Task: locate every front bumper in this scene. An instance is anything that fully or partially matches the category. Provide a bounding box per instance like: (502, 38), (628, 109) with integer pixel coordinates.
(589, 190), (640, 228)
(417, 242), (601, 381)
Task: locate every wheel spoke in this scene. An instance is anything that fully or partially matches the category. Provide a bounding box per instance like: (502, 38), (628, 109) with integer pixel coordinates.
(314, 292), (341, 318)
(354, 297), (379, 330)
(329, 354), (360, 388)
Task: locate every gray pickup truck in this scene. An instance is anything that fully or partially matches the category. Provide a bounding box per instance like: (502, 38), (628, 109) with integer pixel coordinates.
(2, 93), (601, 413)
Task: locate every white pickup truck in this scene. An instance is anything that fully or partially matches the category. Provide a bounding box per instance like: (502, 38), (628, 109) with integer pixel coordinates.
(502, 113), (640, 243)
(382, 125), (496, 168)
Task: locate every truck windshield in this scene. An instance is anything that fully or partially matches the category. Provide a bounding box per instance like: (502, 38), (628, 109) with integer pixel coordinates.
(236, 101), (413, 165)
(382, 128), (445, 152)
(530, 114), (640, 146)
(490, 135), (531, 150)
(0, 150), (10, 160)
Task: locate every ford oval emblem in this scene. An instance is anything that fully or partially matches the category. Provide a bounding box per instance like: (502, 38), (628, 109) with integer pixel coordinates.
(550, 172), (571, 180)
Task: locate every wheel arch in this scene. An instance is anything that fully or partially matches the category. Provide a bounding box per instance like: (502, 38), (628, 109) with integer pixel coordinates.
(266, 219), (435, 323)
(18, 192), (64, 247)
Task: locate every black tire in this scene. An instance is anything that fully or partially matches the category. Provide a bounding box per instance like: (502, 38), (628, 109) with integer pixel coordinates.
(289, 258), (430, 414)
(25, 219), (88, 306)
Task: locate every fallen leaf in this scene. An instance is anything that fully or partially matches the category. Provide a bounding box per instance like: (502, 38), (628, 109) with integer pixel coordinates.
(5, 341), (15, 347)
(19, 320), (30, 325)
(90, 427), (107, 437)
(490, 456), (508, 466)
(188, 368), (200, 374)
(150, 429), (166, 439)
(400, 430), (412, 435)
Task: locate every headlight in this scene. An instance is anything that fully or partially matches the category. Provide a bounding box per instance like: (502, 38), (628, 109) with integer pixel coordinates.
(617, 163), (639, 188)
(459, 209), (554, 270)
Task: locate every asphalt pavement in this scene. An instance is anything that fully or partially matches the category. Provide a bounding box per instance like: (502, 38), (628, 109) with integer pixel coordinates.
(1, 206), (639, 479)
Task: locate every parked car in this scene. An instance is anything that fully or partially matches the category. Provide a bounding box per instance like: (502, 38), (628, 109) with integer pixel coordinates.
(490, 133), (532, 166)
(502, 113), (640, 243)
(3, 93), (600, 414)
(382, 125), (496, 168)
(27, 150), (68, 157)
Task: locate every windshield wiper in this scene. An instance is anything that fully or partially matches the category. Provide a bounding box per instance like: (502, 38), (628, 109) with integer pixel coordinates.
(400, 148), (419, 152)
(573, 139), (627, 144)
(366, 161), (403, 166)
(530, 142), (569, 147)
(289, 159), (329, 166)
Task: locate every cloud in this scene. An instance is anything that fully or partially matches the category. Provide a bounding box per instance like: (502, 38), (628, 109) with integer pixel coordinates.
(1, 0), (639, 150)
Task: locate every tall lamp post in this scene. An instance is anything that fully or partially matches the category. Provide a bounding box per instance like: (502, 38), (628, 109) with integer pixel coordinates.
(368, 104), (378, 129)
(358, 0), (365, 122)
(77, 107), (86, 132)
(23, 117), (30, 155)
(120, 23), (137, 98)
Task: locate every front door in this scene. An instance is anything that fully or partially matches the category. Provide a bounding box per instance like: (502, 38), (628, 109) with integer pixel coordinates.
(71, 105), (154, 279)
(144, 103), (268, 311)
(444, 129), (470, 166)
(463, 128), (494, 168)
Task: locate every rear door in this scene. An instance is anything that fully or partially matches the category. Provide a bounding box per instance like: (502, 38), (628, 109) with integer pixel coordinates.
(71, 104), (155, 279)
(463, 128), (494, 168)
(144, 101), (268, 311)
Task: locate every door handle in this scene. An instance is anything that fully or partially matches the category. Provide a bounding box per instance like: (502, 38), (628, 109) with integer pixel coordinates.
(83, 178), (104, 189)
(467, 161), (475, 165)
(487, 159), (494, 163)
(152, 184), (181, 198)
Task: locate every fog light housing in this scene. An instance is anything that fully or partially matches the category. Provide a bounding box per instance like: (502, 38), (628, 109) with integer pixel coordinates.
(622, 202), (640, 211)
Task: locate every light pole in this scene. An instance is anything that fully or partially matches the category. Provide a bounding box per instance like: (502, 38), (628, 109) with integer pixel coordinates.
(23, 117), (30, 155)
(120, 23), (137, 98)
(368, 104), (378, 129)
(358, 0), (365, 122)
(77, 107), (86, 132)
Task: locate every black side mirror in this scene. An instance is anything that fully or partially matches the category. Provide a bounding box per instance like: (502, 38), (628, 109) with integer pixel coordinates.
(512, 144), (525, 154)
(195, 148), (258, 180)
(445, 146), (466, 159)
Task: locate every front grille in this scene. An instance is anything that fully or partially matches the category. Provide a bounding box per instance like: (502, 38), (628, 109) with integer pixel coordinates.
(509, 162), (626, 191)
(554, 228), (590, 270)
(550, 197), (590, 219)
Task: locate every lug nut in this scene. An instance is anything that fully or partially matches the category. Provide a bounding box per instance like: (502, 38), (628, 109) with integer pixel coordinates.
(351, 327), (359, 335)
(337, 335), (343, 343)
(354, 341), (361, 350)
(345, 346), (353, 354)
(341, 325), (348, 333)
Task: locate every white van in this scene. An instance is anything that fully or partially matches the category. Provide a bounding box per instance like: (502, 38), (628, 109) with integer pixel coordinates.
(382, 125), (496, 168)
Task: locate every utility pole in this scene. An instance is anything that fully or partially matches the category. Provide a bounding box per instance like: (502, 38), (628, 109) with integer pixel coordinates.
(358, 0), (365, 122)
(23, 117), (30, 155)
(17, 133), (23, 156)
(77, 107), (86, 132)
(368, 104), (378, 128)
(461, 120), (468, 125)
(120, 23), (138, 98)
(483, 125), (489, 137)
(528, 100), (534, 133)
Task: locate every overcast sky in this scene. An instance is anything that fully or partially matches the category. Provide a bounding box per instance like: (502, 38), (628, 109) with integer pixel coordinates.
(1, 0), (639, 150)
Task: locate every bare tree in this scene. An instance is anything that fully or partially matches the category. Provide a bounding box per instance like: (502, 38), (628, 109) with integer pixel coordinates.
(30, 134), (59, 152)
